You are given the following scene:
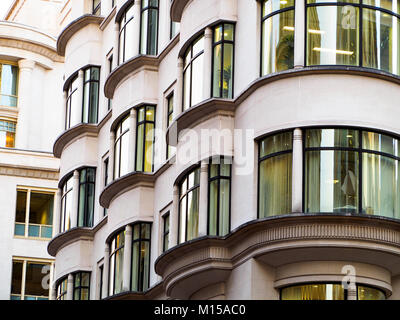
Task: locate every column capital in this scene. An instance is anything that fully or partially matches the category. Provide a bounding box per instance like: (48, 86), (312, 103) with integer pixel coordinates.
(204, 27), (213, 38)
(177, 57), (184, 68)
(293, 128), (302, 140)
(18, 59), (35, 70)
(173, 184), (179, 195)
(78, 69), (84, 78)
(73, 169), (79, 178)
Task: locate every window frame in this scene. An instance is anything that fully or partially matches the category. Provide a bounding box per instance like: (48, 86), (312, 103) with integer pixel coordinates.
(77, 167), (96, 228)
(0, 119), (16, 148)
(166, 93), (175, 160)
(207, 158), (232, 236)
(135, 105), (156, 173)
(118, 2), (135, 65)
(108, 229), (125, 296)
(113, 115), (130, 179)
(0, 60), (19, 108)
(82, 66), (100, 124)
(14, 187), (56, 240)
(139, 0), (159, 55)
(56, 276), (68, 300)
(162, 212), (170, 252)
(93, 0), (101, 15)
(211, 23), (235, 99)
(60, 175), (73, 233)
(65, 75), (78, 130)
(73, 271), (91, 300)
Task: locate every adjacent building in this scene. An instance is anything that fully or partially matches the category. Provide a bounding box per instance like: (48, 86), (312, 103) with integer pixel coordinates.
(2, 0), (400, 300)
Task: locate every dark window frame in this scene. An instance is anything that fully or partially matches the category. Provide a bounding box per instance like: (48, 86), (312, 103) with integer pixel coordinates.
(211, 23), (235, 99)
(139, 0), (159, 55)
(65, 75), (78, 130)
(166, 93), (174, 160)
(60, 174), (74, 233)
(73, 271), (91, 300)
(77, 167), (96, 228)
(82, 66), (100, 124)
(162, 212), (170, 252)
(118, 3), (135, 65)
(114, 115), (130, 179)
(56, 276), (68, 300)
(135, 105), (156, 173)
(108, 230), (125, 296)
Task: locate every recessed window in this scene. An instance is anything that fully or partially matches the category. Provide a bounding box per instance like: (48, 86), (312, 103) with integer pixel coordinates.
(82, 67), (100, 124)
(258, 131), (293, 218)
(0, 62), (18, 107)
(109, 230), (125, 296)
(183, 36), (204, 110)
(11, 259), (52, 300)
(118, 3), (135, 64)
(179, 167), (200, 243)
(166, 94), (175, 159)
(14, 188), (54, 239)
(0, 120), (16, 148)
(136, 105), (155, 173)
(140, 0), (159, 55)
(212, 23), (234, 99)
(261, 0), (295, 75)
(208, 159), (231, 236)
(162, 213), (170, 252)
(305, 128), (400, 219)
(131, 223), (151, 292)
(78, 168), (96, 228)
(73, 272), (90, 300)
(114, 115), (130, 179)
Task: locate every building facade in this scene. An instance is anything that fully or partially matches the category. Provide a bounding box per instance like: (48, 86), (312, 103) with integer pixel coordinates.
(3, 0), (400, 300)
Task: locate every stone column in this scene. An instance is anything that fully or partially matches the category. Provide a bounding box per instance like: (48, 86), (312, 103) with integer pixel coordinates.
(169, 185), (180, 247)
(198, 161), (209, 237)
(173, 57), (184, 118)
(122, 225), (133, 291)
(133, 0), (142, 55)
(128, 108), (137, 172)
(16, 59), (35, 150)
(102, 243), (110, 298)
(71, 170), (80, 228)
(347, 288), (357, 300)
(203, 27), (213, 100)
(53, 188), (62, 237)
(49, 263), (56, 300)
(294, 0), (305, 68)
(66, 273), (73, 300)
(109, 131), (115, 183)
(114, 22), (120, 68)
(292, 128), (303, 213)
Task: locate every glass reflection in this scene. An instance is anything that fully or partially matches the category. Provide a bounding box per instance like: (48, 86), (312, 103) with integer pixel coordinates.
(281, 284), (345, 300)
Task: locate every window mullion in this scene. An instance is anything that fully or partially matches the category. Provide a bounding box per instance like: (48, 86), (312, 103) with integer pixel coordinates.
(21, 260), (27, 300)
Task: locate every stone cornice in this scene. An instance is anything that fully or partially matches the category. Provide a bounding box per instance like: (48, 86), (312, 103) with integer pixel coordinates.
(168, 66), (400, 145)
(0, 163), (59, 181)
(53, 110), (112, 158)
(57, 14), (104, 56)
(47, 215), (108, 256)
(104, 35), (180, 99)
(99, 159), (173, 208)
(155, 214), (400, 298)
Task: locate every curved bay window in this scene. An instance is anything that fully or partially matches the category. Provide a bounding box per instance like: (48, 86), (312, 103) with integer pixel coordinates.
(261, 0), (295, 75)
(140, 0), (159, 55)
(208, 159), (231, 236)
(131, 223), (151, 292)
(60, 175), (73, 233)
(73, 272), (90, 300)
(118, 3), (135, 64)
(56, 277), (67, 300)
(305, 128), (400, 219)
(183, 36), (204, 110)
(136, 105), (155, 173)
(281, 283), (385, 300)
(109, 230), (125, 296)
(179, 167), (200, 243)
(78, 168), (96, 228)
(114, 115), (130, 179)
(306, 0), (400, 76)
(212, 23), (235, 98)
(0, 120), (16, 148)
(0, 62), (18, 107)
(82, 67), (100, 124)
(258, 132), (292, 218)
(65, 76), (79, 130)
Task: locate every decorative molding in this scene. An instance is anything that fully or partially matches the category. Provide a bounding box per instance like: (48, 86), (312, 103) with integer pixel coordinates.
(104, 35), (180, 99)
(0, 163), (59, 180)
(155, 214), (400, 298)
(57, 14), (104, 56)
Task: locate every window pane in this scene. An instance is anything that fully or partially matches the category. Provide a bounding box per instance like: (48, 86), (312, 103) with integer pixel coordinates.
(0, 64), (18, 107)
(213, 44), (222, 97)
(14, 224), (25, 236)
(363, 154), (400, 218)
(209, 180), (218, 235)
(364, 0), (400, 14)
(263, 0), (295, 17)
(25, 263), (49, 297)
(358, 286), (386, 300)
(191, 54), (204, 106)
(219, 179), (230, 236)
(262, 10), (295, 75)
(136, 124), (144, 171)
(179, 198), (187, 243)
(305, 150), (359, 213)
(363, 9), (400, 76)
(125, 18), (135, 61)
(362, 131), (399, 156)
(28, 225), (40, 237)
(0, 120), (16, 148)
(224, 24), (234, 41)
(183, 67), (191, 110)
(260, 131), (292, 158)
(41, 226), (52, 239)
(222, 43), (234, 98)
(11, 261), (23, 295)
(29, 192), (54, 226)
(305, 128), (359, 148)
(120, 132), (129, 176)
(281, 284), (345, 300)
(144, 123), (154, 172)
(259, 153), (292, 217)
(187, 188), (199, 241)
(307, 6), (359, 66)
(15, 190), (27, 223)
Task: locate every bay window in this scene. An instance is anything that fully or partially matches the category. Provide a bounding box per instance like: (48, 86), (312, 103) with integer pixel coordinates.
(109, 230), (125, 296)
(82, 66), (100, 124)
(65, 76), (79, 129)
(0, 62), (18, 107)
(73, 272), (90, 300)
(136, 105), (155, 173)
(114, 115), (130, 179)
(131, 223), (151, 292)
(78, 168), (96, 228)
(140, 0), (159, 55)
(60, 175), (73, 233)
(118, 3), (135, 64)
